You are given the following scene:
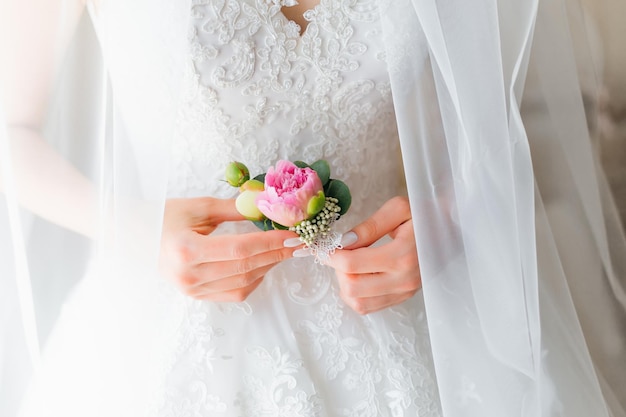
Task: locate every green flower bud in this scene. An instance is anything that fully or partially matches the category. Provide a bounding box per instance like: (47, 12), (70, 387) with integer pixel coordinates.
(225, 161), (250, 187)
(236, 189), (265, 221)
(307, 190), (326, 218)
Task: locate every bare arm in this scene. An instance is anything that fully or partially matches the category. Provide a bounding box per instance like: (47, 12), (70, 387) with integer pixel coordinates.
(0, 1), (299, 302)
(0, 0), (96, 237)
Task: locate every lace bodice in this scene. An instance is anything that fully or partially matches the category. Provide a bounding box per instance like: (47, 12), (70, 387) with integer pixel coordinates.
(168, 0), (403, 228)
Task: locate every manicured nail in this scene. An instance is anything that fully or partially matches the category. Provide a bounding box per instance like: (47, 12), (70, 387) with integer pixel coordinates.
(292, 248), (312, 257)
(340, 231), (358, 248)
(284, 237), (303, 247)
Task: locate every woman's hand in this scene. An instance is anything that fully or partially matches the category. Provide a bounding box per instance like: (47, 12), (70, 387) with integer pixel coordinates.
(159, 197), (297, 302)
(327, 196), (421, 315)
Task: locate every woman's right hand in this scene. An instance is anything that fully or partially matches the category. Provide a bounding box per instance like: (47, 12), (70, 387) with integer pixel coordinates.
(159, 197), (299, 302)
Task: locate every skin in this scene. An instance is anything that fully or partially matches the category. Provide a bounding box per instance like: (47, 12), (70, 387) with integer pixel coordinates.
(0, 0), (94, 237)
(281, 0), (319, 33)
(161, 195), (422, 314)
(1, 0), (423, 314)
(328, 196), (422, 315)
(160, 197), (298, 302)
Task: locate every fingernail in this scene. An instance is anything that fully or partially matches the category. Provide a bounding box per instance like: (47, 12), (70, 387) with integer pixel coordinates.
(340, 231), (358, 248)
(292, 248), (312, 257)
(284, 237), (303, 248)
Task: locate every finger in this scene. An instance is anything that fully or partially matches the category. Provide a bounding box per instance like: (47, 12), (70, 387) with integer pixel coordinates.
(343, 196), (411, 249)
(191, 197), (245, 225)
(194, 275), (267, 303)
(335, 270), (421, 299)
(191, 246), (295, 285)
(190, 263), (275, 296)
(184, 228), (297, 263)
(342, 291), (417, 315)
(166, 198), (245, 232)
(329, 239), (417, 274)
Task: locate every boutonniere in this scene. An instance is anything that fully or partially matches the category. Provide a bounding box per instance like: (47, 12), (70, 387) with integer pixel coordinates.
(225, 159), (351, 264)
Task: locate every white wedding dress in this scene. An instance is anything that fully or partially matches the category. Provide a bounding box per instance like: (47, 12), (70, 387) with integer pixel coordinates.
(19, 1), (442, 416)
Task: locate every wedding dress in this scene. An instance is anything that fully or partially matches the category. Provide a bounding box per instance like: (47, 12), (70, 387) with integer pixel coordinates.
(160, 1), (441, 415)
(3, 0), (626, 416)
(16, 1), (442, 416)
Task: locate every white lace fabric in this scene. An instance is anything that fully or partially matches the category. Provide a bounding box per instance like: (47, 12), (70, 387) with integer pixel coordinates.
(157, 0), (441, 415)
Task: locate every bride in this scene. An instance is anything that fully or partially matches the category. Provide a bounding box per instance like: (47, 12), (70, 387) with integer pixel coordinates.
(1, 0), (625, 416)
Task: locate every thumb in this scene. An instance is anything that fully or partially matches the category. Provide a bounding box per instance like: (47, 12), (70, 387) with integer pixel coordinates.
(340, 197), (411, 249)
(192, 197), (246, 224)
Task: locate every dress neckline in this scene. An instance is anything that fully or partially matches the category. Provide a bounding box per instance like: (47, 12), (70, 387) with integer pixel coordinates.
(279, 0), (321, 37)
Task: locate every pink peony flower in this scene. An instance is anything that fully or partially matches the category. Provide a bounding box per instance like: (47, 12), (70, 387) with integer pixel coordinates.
(255, 160), (325, 227)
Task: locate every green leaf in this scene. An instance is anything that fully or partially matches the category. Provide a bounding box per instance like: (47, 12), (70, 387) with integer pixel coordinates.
(253, 218), (274, 231)
(294, 160), (310, 168)
(253, 173), (266, 184)
(310, 160), (331, 186)
(272, 221), (289, 230)
(325, 179), (351, 215)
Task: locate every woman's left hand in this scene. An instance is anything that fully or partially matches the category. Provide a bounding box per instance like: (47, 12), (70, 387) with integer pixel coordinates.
(327, 196), (421, 315)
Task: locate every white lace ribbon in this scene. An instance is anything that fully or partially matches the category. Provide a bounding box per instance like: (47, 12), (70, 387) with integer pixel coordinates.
(291, 211), (343, 264)
(306, 229), (343, 265)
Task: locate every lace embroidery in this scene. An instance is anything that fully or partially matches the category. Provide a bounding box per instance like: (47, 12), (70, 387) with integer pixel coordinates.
(235, 346), (323, 416)
(160, 381), (228, 415)
(169, 0), (399, 207)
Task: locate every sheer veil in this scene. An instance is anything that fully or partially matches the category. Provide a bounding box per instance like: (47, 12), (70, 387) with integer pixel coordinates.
(1, 0), (625, 416)
(380, 0), (626, 415)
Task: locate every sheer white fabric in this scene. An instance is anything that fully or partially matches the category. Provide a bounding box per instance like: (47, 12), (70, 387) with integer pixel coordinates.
(1, 0), (625, 416)
(381, 0), (626, 415)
